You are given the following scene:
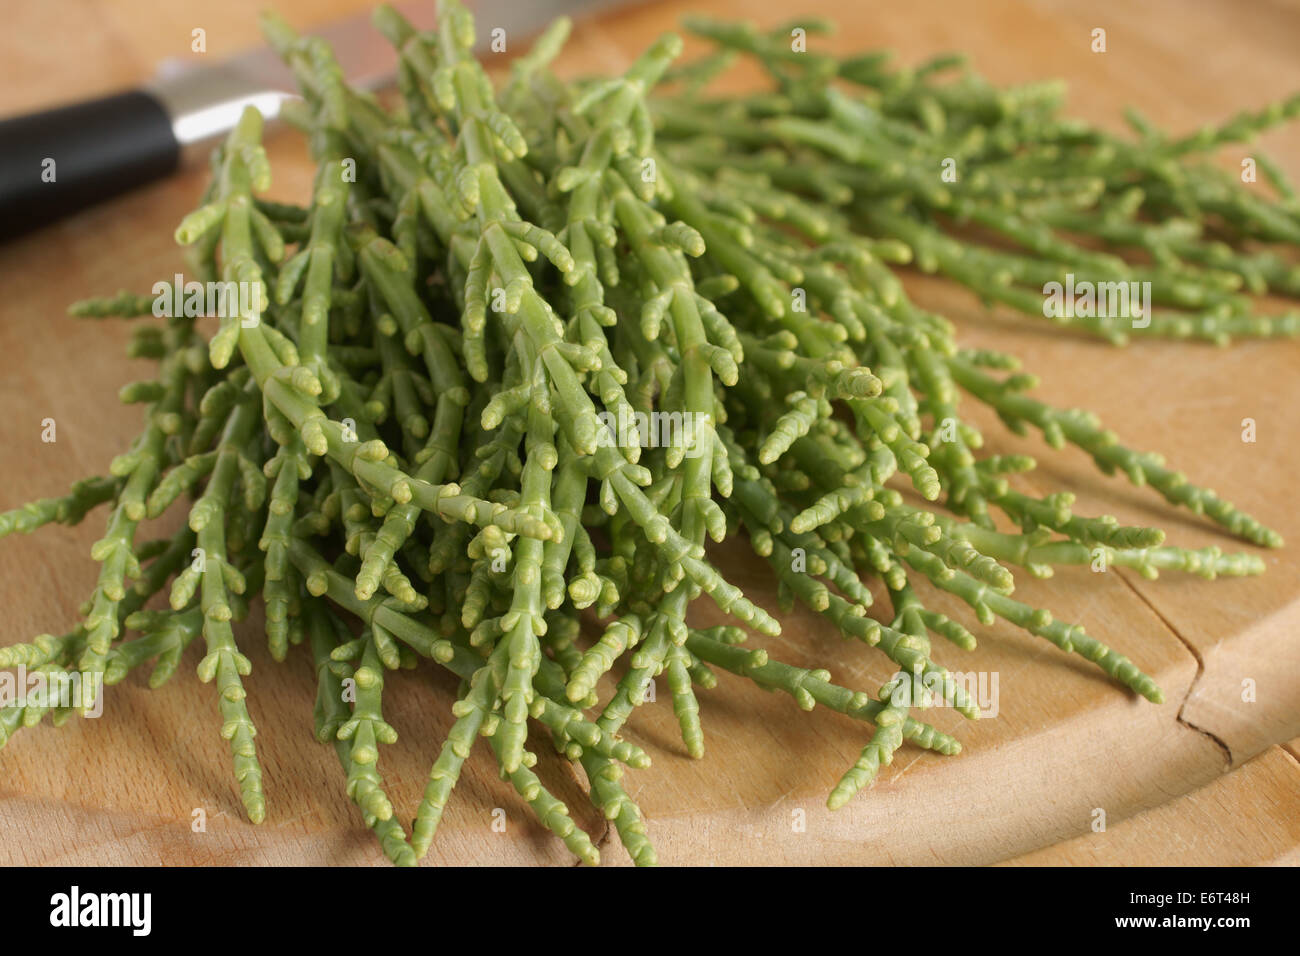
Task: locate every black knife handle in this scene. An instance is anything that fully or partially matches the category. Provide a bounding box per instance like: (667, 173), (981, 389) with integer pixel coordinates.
(0, 90), (179, 241)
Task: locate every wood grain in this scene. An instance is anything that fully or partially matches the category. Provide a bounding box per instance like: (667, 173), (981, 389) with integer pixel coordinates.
(1005, 741), (1300, 866)
(0, 0), (1297, 866)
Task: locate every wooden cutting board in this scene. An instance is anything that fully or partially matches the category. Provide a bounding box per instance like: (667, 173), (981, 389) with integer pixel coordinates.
(1, 0), (1298, 866)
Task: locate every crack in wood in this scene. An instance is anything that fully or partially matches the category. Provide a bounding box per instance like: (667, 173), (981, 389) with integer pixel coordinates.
(1113, 568), (1233, 769)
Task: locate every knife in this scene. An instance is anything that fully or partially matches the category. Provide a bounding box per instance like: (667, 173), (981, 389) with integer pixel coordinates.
(0, 0), (632, 241)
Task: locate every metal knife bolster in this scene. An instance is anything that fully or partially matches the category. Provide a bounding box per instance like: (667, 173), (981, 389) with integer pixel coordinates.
(144, 64), (298, 164)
